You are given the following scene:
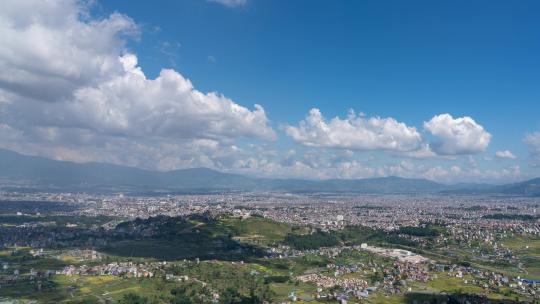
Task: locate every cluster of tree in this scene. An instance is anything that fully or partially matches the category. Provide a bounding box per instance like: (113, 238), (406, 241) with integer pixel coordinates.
(404, 291), (527, 304)
(283, 225), (426, 250)
(105, 214), (266, 260)
(119, 283), (274, 304)
(483, 213), (539, 221)
(115, 215), (193, 235)
(397, 226), (442, 237)
(263, 275), (289, 284)
(167, 260), (278, 301)
(170, 282), (273, 304)
(338, 226), (417, 247)
(284, 230), (341, 250)
(118, 293), (152, 304)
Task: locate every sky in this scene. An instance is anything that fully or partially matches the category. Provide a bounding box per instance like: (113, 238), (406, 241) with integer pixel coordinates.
(0, 0), (539, 183)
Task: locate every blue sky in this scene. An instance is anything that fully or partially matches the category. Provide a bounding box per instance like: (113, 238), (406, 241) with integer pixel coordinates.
(103, 0), (540, 133)
(0, 0), (539, 182)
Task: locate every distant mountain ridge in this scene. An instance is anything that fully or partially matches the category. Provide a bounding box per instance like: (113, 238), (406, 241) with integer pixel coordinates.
(0, 149), (538, 196)
(0, 149), (255, 191)
(493, 178), (540, 196)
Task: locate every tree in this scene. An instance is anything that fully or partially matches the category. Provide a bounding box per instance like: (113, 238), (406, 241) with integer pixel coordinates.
(118, 293), (148, 304)
(171, 285), (193, 304)
(220, 287), (242, 304)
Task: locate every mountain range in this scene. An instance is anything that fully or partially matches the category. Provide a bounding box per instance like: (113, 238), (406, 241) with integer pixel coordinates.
(0, 149), (538, 196)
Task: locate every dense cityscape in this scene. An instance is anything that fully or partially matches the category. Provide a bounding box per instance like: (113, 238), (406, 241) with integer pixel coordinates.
(1, 191), (539, 303)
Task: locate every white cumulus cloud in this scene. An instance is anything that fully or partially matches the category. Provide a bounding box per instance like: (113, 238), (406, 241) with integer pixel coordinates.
(424, 114), (491, 155)
(495, 150), (516, 159)
(0, 0), (137, 102)
(0, 0), (275, 170)
(63, 54), (276, 141)
(285, 108), (422, 152)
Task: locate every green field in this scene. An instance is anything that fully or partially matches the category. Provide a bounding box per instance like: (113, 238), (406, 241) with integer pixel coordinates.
(220, 216), (304, 246)
(501, 235), (540, 280)
(0, 275), (181, 303)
